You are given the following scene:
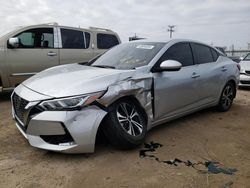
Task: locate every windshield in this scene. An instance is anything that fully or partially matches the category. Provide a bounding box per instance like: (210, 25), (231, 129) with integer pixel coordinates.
(243, 53), (250, 61)
(91, 42), (166, 69)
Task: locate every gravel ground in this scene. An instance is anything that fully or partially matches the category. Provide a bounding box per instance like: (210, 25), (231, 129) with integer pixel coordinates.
(0, 89), (250, 188)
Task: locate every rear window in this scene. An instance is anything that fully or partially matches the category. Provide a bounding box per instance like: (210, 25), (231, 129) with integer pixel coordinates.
(97, 33), (119, 49)
(191, 43), (214, 64)
(61, 29), (86, 49)
(211, 48), (219, 61)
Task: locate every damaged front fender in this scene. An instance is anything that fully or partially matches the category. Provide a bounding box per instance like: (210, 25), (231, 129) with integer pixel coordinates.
(98, 75), (154, 129)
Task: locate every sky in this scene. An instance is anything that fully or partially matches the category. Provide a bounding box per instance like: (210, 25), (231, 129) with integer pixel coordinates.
(0, 0), (250, 49)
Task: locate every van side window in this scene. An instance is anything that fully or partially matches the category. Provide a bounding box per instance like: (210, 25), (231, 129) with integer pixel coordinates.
(159, 43), (194, 67)
(14, 28), (54, 48)
(191, 43), (214, 64)
(97, 34), (119, 49)
(61, 29), (90, 49)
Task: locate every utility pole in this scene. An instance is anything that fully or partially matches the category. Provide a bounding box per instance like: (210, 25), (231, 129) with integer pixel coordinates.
(168, 25), (175, 38)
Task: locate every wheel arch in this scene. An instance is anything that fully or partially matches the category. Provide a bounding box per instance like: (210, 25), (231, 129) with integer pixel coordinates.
(218, 78), (237, 101)
(226, 79), (237, 98)
(96, 95), (149, 143)
(100, 95), (149, 126)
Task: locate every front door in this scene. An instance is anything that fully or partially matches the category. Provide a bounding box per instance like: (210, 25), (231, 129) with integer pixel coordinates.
(6, 27), (59, 87)
(153, 42), (200, 120)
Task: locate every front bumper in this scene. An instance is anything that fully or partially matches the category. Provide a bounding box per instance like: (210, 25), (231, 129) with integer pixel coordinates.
(12, 85), (107, 153)
(239, 74), (250, 87)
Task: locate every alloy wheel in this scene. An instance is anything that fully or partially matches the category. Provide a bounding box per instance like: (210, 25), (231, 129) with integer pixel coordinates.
(221, 85), (234, 109)
(116, 102), (143, 136)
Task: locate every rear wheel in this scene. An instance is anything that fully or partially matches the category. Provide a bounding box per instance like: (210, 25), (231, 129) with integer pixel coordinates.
(217, 82), (235, 112)
(102, 98), (147, 149)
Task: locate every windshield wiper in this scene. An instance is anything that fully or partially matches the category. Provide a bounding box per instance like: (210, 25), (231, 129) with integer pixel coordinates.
(92, 65), (116, 69)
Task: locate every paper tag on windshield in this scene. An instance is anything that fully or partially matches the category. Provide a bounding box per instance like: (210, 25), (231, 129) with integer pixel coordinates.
(136, 45), (155, 50)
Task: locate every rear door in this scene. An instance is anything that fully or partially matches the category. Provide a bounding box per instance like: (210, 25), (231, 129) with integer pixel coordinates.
(153, 42), (200, 120)
(190, 43), (224, 104)
(6, 27), (59, 87)
(59, 28), (94, 64)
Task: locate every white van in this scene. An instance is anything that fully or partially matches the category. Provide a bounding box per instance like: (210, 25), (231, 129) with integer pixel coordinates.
(0, 23), (121, 91)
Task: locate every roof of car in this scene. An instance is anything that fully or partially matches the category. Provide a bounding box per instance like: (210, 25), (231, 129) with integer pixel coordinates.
(17, 23), (115, 33)
(128, 38), (204, 44)
(127, 38), (224, 55)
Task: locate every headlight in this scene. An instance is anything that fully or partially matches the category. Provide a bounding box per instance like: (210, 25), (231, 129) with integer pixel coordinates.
(39, 91), (104, 111)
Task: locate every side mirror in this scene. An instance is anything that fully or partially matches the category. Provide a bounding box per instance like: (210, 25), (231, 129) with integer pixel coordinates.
(239, 56), (244, 61)
(159, 60), (182, 71)
(8, 37), (19, 48)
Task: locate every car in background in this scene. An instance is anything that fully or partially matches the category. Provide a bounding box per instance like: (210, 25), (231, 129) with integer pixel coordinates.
(239, 52), (250, 87)
(0, 23), (120, 92)
(11, 39), (240, 153)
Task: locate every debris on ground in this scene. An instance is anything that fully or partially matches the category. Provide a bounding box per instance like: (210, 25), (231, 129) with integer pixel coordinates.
(139, 142), (238, 175)
(205, 161), (238, 175)
(221, 181), (234, 188)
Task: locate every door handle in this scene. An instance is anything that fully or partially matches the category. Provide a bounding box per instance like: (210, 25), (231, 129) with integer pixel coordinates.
(191, 72), (200, 78)
(221, 66), (227, 72)
(47, 51), (57, 56)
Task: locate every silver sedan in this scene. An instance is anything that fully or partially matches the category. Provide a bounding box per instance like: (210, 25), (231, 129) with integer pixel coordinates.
(239, 52), (250, 87)
(11, 39), (240, 153)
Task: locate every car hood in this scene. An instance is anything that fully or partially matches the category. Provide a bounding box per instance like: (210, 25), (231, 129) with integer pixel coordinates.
(240, 60), (250, 70)
(22, 64), (135, 98)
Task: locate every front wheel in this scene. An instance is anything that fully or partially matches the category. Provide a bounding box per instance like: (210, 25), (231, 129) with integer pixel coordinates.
(102, 98), (147, 149)
(217, 82), (236, 112)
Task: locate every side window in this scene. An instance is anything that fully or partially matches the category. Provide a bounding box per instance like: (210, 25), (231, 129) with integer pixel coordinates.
(85, 32), (90, 48)
(61, 29), (85, 49)
(211, 48), (219, 61)
(14, 28), (54, 48)
(191, 43), (214, 64)
(16, 32), (34, 47)
(42, 32), (53, 48)
(159, 43), (194, 67)
(97, 34), (119, 49)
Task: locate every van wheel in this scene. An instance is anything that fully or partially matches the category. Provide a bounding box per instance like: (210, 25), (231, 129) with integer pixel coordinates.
(102, 98), (147, 149)
(217, 82), (235, 112)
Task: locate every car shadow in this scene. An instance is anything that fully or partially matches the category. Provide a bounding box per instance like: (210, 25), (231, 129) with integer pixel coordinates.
(43, 107), (217, 159)
(0, 92), (12, 102)
(147, 107), (214, 133)
(238, 86), (250, 91)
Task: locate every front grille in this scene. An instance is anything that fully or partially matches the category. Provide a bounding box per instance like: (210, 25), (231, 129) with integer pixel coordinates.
(246, 70), (250, 75)
(240, 80), (250, 85)
(12, 93), (29, 124)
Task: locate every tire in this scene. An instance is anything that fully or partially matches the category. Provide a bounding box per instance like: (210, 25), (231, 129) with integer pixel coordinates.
(102, 98), (147, 149)
(217, 82), (236, 112)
